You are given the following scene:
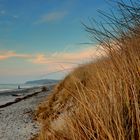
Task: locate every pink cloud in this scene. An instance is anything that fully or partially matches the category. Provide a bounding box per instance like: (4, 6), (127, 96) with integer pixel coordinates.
(0, 47), (105, 78)
(0, 51), (31, 60)
(30, 46), (105, 74)
(31, 46), (104, 65)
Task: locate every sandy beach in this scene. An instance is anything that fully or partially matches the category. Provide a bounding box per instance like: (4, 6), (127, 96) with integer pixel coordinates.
(0, 85), (53, 140)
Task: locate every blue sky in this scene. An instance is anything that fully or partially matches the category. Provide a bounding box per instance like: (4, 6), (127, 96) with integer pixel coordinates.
(0, 0), (111, 83)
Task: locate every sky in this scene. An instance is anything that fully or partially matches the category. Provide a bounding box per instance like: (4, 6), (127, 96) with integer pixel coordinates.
(0, 0), (112, 84)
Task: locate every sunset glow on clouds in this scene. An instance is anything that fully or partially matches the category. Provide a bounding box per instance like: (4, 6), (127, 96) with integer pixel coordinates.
(30, 47), (98, 73)
(0, 46), (104, 79)
(0, 0), (110, 83)
(0, 51), (31, 60)
(0, 45), (103, 65)
(31, 46), (102, 65)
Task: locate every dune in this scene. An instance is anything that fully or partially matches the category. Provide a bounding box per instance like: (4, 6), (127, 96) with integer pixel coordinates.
(33, 1), (140, 140)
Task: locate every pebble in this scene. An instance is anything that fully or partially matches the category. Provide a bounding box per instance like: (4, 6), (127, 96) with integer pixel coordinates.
(0, 89), (50, 140)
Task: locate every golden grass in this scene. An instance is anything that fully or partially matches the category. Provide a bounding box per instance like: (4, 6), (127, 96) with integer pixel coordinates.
(34, 1), (140, 140)
(34, 35), (140, 140)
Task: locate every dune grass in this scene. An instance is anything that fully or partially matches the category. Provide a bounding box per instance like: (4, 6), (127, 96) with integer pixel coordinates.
(34, 1), (140, 140)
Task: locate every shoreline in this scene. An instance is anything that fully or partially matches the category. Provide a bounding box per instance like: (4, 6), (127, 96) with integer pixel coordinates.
(0, 84), (54, 106)
(0, 84), (54, 140)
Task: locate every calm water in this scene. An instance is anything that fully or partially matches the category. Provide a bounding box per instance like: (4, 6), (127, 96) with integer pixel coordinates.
(0, 83), (42, 105)
(0, 84), (38, 91)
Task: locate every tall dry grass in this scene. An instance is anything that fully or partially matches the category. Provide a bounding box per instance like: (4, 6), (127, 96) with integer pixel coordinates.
(34, 1), (140, 140)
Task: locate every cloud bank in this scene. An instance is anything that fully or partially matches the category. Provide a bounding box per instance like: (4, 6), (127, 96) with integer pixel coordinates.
(0, 46), (104, 77)
(35, 11), (67, 24)
(0, 51), (31, 60)
(31, 47), (101, 64)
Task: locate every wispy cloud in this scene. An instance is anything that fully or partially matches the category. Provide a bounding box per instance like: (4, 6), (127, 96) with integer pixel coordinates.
(29, 46), (105, 74)
(31, 46), (103, 65)
(0, 51), (31, 60)
(0, 46), (105, 76)
(0, 10), (5, 15)
(12, 15), (19, 19)
(35, 11), (67, 24)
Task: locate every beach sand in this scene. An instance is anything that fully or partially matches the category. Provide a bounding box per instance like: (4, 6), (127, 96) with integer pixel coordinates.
(0, 86), (52, 140)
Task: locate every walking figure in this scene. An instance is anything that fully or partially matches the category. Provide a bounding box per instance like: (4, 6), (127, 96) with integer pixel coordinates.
(18, 85), (21, 89)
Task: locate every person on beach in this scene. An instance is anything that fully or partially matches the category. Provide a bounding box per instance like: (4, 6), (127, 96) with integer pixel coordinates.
(18, 85), (21, 89)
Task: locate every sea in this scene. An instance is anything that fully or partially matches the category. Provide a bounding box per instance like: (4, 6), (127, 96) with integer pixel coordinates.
(0, 83), (39, 92)
(0, 83), (43, 105)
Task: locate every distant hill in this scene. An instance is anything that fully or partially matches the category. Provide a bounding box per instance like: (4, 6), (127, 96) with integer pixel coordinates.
(25, 79), (59, 85)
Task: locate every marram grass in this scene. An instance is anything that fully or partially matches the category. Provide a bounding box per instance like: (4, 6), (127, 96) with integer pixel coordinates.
(33, 1), (140, 140)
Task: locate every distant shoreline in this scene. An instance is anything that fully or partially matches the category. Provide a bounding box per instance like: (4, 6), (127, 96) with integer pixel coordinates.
(0, 84), (56, 106)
